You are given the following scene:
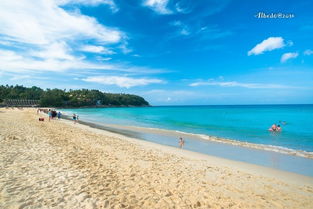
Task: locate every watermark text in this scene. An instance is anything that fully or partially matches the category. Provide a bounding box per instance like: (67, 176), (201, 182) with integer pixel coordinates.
(255, 12), (295, 19)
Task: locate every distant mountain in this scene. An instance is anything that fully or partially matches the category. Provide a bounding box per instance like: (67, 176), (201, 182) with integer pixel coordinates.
(0, 85), (149, 107)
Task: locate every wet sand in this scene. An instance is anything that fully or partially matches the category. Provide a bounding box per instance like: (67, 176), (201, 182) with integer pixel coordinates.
(0, 108), (313, 208)
(64, 118), (313, 176)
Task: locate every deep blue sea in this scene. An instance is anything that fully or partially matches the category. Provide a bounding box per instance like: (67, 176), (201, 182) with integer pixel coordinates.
(60, 105), (313, 153)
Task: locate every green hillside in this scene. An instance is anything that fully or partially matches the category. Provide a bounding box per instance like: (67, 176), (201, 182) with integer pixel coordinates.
(0, 85), (149, 107)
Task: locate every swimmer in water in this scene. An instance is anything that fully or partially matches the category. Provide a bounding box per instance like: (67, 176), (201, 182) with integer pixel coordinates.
(269, 124), (277, 132)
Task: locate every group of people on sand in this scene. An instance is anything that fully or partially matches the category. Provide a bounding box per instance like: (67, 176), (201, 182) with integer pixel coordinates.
(37, 108), (79, 123)
(37, 108), (61, 121)
(47, 109), (62, 121)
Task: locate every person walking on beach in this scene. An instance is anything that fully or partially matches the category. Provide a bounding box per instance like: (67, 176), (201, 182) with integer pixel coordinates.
(57, 111), (61, 119)
(179, 137), (185, 149)
(73, 114), (77, 124)
(48, 109), (52, 122)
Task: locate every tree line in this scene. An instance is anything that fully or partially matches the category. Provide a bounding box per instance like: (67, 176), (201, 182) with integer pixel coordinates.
(0, 85), (150, 107)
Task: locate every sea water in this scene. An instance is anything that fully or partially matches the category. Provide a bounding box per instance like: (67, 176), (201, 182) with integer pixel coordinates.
(59, 105), (313, 176)
(61, 105), (313, 152)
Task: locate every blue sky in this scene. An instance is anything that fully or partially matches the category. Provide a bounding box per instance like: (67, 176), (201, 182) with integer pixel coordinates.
(0, 0), (312, 105)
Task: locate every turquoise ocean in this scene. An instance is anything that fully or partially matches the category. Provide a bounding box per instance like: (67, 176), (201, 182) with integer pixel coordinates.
(60, 105), (313, 176)
(61, 105), (313, 152)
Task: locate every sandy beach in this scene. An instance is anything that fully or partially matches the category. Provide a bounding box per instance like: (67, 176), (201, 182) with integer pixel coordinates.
(0, 108), (312, 209)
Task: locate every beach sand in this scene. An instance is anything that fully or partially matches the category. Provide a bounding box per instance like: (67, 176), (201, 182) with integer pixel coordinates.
(0, 108), (312, 209)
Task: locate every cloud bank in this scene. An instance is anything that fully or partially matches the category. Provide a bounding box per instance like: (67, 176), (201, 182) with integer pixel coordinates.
(0, 0), (122, 45)
(0, 0), (125, 73)
(83, 76), (164, 88)
(189, 80), (292, 89)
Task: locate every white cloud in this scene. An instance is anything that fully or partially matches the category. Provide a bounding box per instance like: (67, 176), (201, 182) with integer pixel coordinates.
(80, 45), (115, 54)
(0, 0), (170, 85)
(170, 21), (190, 36)
(174, 2), (189, 14)
(9, 75), (31, 81)
(30, 42), (76, 60)
(0, 48), (168, 74)
(248, 37), (285, 56)
(304, 49), (313, 56)
(0, 0), (136, 74)
(189, 80), (292, 89)
(144, 0), (229, 16)
(143, 0), (172, 14)
(57, 0), (118, 12)
(280, 52), (298, 63)
(0, 0), (122, 45)
(0, 46), (168, 75)
(0, 40), (14, 46)
(0, 49), (115, 72)
(144, 89), (200, 96)
(119, 42), (133, 54)
(83, 76), (164, 88)
(0, 50), (24, 62)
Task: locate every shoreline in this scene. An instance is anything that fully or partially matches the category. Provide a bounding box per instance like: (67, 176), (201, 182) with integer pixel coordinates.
(1, 108), (313, 208)
(60, 114), (313, 185)
(59, 109), (313, 159)
(59, 114), (313, 177)
(39, 108), (313, 183)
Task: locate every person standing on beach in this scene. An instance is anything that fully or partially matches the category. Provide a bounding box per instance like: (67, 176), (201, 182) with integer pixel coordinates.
(57, 111), (61, 119)
(73, 114), (77, 124)
(179, 137), (185, 148)
(48, 109), (52, 122)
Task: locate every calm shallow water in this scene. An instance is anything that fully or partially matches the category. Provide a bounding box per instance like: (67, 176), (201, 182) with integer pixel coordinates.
(59, 105), (313, 176)
(61, 105), (313, 152)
